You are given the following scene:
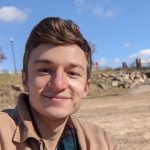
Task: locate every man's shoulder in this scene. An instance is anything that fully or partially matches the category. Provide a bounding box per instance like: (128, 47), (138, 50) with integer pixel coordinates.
(0, 108), (18, 126)
(78, 121), (113, 142)
(71, 116), (117, 149)
(71, 115), (104, 133)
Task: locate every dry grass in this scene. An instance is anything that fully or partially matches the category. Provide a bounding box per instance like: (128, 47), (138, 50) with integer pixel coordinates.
(0, 73), (21, 109)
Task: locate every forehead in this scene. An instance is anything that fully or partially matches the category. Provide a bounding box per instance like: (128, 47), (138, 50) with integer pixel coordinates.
(28, 44), (88, 67)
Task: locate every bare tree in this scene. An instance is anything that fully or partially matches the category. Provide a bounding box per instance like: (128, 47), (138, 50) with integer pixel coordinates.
(122, 62), (128, 70)
(88, 41), (96, 55)
(136, 58), (141, 69)
(0, 47), (6, 63)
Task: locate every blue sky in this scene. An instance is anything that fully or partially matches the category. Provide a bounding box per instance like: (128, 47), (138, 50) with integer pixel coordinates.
(0, 0), (150, 72)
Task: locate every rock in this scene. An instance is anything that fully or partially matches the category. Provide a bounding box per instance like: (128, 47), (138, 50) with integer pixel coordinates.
(129, 82), (136, 88)
(133, 79), (141, 85)
(125, 79), (132, 84)
(100, 73), (109, 78)
(141, 74), (147, 80)
(98, 83), (106, 89)
(134, 72), (142, 79)
(113, 76), (123, 81)
(138, 78), (145, 83)
(12, 84), (23, 91)
(121, 74), (129, 80)
(118, 81), (125, 86)
(98, 74), (102, 78)
(129, 72), (135, 80)
(112, 81), (119, 87)
(108, 73), (116, 78)
(145, 71), (150, 78)
(93, 71), (147, 91)
(123, 82), (130, 88)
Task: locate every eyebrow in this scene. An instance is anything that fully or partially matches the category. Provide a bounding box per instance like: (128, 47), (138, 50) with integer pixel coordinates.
(69, 63), (85, 71)
(34, 59), (85, 71)
(34, 59), (52, 64)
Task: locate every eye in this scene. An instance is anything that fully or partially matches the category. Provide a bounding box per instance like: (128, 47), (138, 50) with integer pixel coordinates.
(37, 68), (52, 75)
(67, 71), (81, 78)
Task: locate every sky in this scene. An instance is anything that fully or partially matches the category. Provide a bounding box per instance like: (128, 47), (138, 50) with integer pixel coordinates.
(0, 0), (150, 72)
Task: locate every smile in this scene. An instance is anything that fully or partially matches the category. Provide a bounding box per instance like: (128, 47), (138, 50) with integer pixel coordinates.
(42, 94), (71, 102)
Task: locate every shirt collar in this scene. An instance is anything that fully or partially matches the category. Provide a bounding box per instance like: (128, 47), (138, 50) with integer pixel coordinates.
(13, 93), (40, 143)
(12, 93), (79, 144)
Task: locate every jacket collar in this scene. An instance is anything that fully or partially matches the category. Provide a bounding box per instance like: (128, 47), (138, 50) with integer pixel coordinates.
(12, 93), (84, 146)
(13, 93), (40, 143)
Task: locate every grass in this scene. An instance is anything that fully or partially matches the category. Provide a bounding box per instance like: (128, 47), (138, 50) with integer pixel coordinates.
(0, 73), (22, 110)
(0, 73), (21, 84)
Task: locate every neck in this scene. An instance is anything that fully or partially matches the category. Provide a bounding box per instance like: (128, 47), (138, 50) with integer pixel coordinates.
(31, 108), (69, 149)
(31, 108), (68, 140)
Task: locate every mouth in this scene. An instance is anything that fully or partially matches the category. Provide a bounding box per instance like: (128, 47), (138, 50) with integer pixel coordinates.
(42, 94), (71, 102)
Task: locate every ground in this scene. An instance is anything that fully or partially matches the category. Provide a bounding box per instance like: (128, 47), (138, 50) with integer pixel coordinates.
(75, 79), (150, 150)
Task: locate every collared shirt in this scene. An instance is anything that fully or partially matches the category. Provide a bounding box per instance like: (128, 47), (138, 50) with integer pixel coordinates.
(56, 126), (80, 150)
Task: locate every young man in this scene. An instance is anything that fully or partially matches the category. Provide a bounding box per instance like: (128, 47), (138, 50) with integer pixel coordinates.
(0, 17), (116, 150)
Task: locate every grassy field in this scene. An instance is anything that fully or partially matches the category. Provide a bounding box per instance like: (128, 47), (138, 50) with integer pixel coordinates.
(0, 73), (21, 109)
(0, 72), (150, 149)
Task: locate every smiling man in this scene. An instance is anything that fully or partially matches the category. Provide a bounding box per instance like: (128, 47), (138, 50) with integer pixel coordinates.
(0, 17), (116, 150)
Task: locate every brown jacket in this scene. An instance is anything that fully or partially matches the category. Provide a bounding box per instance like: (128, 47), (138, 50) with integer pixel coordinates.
(0, 93), (117, 150)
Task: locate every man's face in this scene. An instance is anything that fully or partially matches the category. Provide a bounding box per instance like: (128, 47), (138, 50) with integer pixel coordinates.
(23, 44), (89, 120)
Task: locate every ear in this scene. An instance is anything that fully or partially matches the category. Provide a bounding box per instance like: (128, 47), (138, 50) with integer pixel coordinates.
(82, 79), (90, 98)
(22, 71), (29, 92)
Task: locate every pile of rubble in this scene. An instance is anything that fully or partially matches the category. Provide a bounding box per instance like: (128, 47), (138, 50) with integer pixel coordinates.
(97, 71), (148, 89)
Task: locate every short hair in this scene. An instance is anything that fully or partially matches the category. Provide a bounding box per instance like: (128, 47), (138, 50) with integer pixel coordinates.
(23, 17), (92, 79)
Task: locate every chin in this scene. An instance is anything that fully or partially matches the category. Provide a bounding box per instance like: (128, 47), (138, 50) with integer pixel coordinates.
(43, 110), (71, 120)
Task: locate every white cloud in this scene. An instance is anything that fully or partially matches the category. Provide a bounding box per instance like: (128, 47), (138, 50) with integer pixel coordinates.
(124, 43), (135, 48)
(129, 49), (150, 66)
(114, 58), (120, 64)
(93, 6), (103, 17)
(129, 49), (150, 59)
(73, 0), (90, 12)
(104, 10), (114, 17)
(74, 0), (115, 18)
(141, 58), (150, 65)
(92, 7), (114, 18)
(0, 6), (28, 23)
(97, 58), (107, 65)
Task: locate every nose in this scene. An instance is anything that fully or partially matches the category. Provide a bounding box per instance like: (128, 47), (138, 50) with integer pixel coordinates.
(48, 69), (67, 91)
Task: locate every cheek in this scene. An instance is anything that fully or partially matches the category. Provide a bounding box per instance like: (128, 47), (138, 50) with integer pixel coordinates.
(28, 76), (48, 90)
(70, 80), (87, 98)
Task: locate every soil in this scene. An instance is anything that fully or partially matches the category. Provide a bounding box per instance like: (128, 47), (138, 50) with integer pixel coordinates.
(75, 79), (150, 150)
